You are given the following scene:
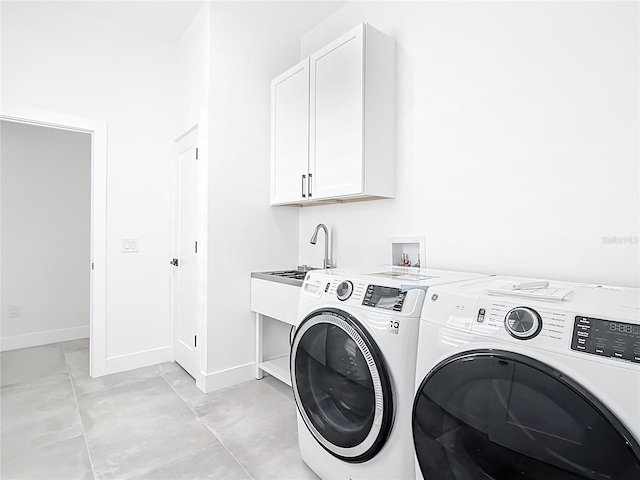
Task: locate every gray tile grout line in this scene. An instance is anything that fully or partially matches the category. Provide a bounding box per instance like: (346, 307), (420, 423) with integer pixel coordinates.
(67, 357), (210, 480)
(203, 423), (256, 480)
(0, 374), (84, 462)
(3, 346), (302, 480)
(2, 346), (294, 480)
(86, 365), (211, 480)
(261, 376), (296, 406)
(144, 371), (224, 474)
(157, 368), (256, 480)
(157, 368), (257, 480)
(63, 346), (98, 480)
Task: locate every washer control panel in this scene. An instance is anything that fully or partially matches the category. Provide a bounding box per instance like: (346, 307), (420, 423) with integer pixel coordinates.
(336, 281), (354, 301)
(504, 307), (543, 340)
(571, 316), (640, 364)
(363, 285), (406, 311)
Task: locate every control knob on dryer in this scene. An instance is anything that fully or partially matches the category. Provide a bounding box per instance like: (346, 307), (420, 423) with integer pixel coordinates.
(336, 281), (354, 301)
(504, 307), (542, 340)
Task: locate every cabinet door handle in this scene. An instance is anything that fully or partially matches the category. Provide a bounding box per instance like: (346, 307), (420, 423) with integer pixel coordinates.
(302, 174), (307, 198)
(308, 173), (313, 198)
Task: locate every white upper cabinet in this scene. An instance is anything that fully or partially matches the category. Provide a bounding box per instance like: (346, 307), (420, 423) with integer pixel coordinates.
(270, 24), (396, 206)
(271, 59), (310, 205)
(310, 27), (364, 200)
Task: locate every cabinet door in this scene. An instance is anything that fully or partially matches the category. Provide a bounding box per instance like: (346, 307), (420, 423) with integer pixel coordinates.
(309, 25), (364, 200)
(271, 59), (309, 205)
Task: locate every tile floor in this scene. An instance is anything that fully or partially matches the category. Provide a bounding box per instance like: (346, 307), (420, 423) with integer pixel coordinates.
(0, 340), (319, 480)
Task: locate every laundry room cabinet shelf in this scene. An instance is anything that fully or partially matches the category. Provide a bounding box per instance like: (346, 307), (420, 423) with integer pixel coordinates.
(257, 354), (291, 386)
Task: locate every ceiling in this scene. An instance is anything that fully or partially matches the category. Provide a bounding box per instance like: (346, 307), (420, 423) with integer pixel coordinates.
(50, 0), (347, 45)
(59, 1), (207, 44)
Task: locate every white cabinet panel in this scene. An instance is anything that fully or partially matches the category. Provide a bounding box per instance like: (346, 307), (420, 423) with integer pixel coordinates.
(310, 29), (364, 200)
(250, 278), (300, 325)
(271, 59), (309, 205)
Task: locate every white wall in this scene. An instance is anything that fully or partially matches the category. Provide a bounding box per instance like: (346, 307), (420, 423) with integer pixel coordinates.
(172, 3), (211, 385)
(178, 2), (348, 387)
(1, 2), (178, 370)
(298, 1), (640, 287)
(1, 121), (91, 349)
(206, 2), (303, 379)
(175, 2), (211, 137)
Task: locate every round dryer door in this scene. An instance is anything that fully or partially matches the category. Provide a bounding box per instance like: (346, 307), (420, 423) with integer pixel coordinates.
(412, 350), (640, 480)
(290, 308), (394, 463)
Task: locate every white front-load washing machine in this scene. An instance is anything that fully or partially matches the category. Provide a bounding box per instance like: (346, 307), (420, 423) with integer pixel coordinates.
(412, 275), (640, 480)
(291, 266), (490, 480)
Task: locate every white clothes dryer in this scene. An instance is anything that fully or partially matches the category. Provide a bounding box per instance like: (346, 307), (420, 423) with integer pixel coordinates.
(291, 267), (489, 480)
(412, 275), (640, 480)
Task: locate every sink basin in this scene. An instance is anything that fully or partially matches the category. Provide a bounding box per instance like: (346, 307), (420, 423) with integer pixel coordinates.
(251, 267), (318, 287)
(269, 270), (307, 280)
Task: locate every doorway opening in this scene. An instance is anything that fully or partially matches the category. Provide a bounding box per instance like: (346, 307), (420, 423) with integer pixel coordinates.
(0, 108), (107, 377)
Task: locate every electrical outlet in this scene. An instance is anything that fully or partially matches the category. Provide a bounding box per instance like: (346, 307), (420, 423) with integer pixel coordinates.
(9, 305), (20, 318)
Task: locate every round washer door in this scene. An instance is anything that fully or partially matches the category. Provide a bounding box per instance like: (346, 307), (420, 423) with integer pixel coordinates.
(412, 350), (640, 480)
(291, 308), (394, 463)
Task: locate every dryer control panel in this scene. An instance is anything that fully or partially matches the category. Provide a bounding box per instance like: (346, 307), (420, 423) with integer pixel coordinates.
(363, 285), (406, 312)
(571, 316), (640, 364)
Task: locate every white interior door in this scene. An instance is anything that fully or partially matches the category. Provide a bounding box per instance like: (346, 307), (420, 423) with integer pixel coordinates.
(173, 128), (198, 378)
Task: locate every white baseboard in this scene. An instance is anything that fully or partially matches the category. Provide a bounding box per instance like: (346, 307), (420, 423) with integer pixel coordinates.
(103, 346), (173, 376)
(200, 362), (255, 393)
(1, 326), (89, 352)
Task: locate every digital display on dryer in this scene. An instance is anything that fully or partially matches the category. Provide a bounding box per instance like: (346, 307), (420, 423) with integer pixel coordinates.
(377, 296), (397, 308)
(608, 322), (640, 335)
(571, 316), (640, 363)
(362, 285), (406, 311)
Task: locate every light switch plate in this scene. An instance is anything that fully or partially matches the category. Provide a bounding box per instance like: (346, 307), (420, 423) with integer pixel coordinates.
(121, 238), (139, 253)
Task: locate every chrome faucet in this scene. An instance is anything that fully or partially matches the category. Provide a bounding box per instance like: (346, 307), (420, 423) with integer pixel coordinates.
(310, 223), (332, 269)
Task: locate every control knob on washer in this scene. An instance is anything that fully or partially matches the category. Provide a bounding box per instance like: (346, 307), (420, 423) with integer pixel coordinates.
(504, 307), (542, 340)
(336, 281), (354, 301)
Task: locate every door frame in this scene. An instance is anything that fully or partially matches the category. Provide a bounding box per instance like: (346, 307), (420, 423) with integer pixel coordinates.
(1, 105), (108, 377)
(171, 125), (207, 391)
